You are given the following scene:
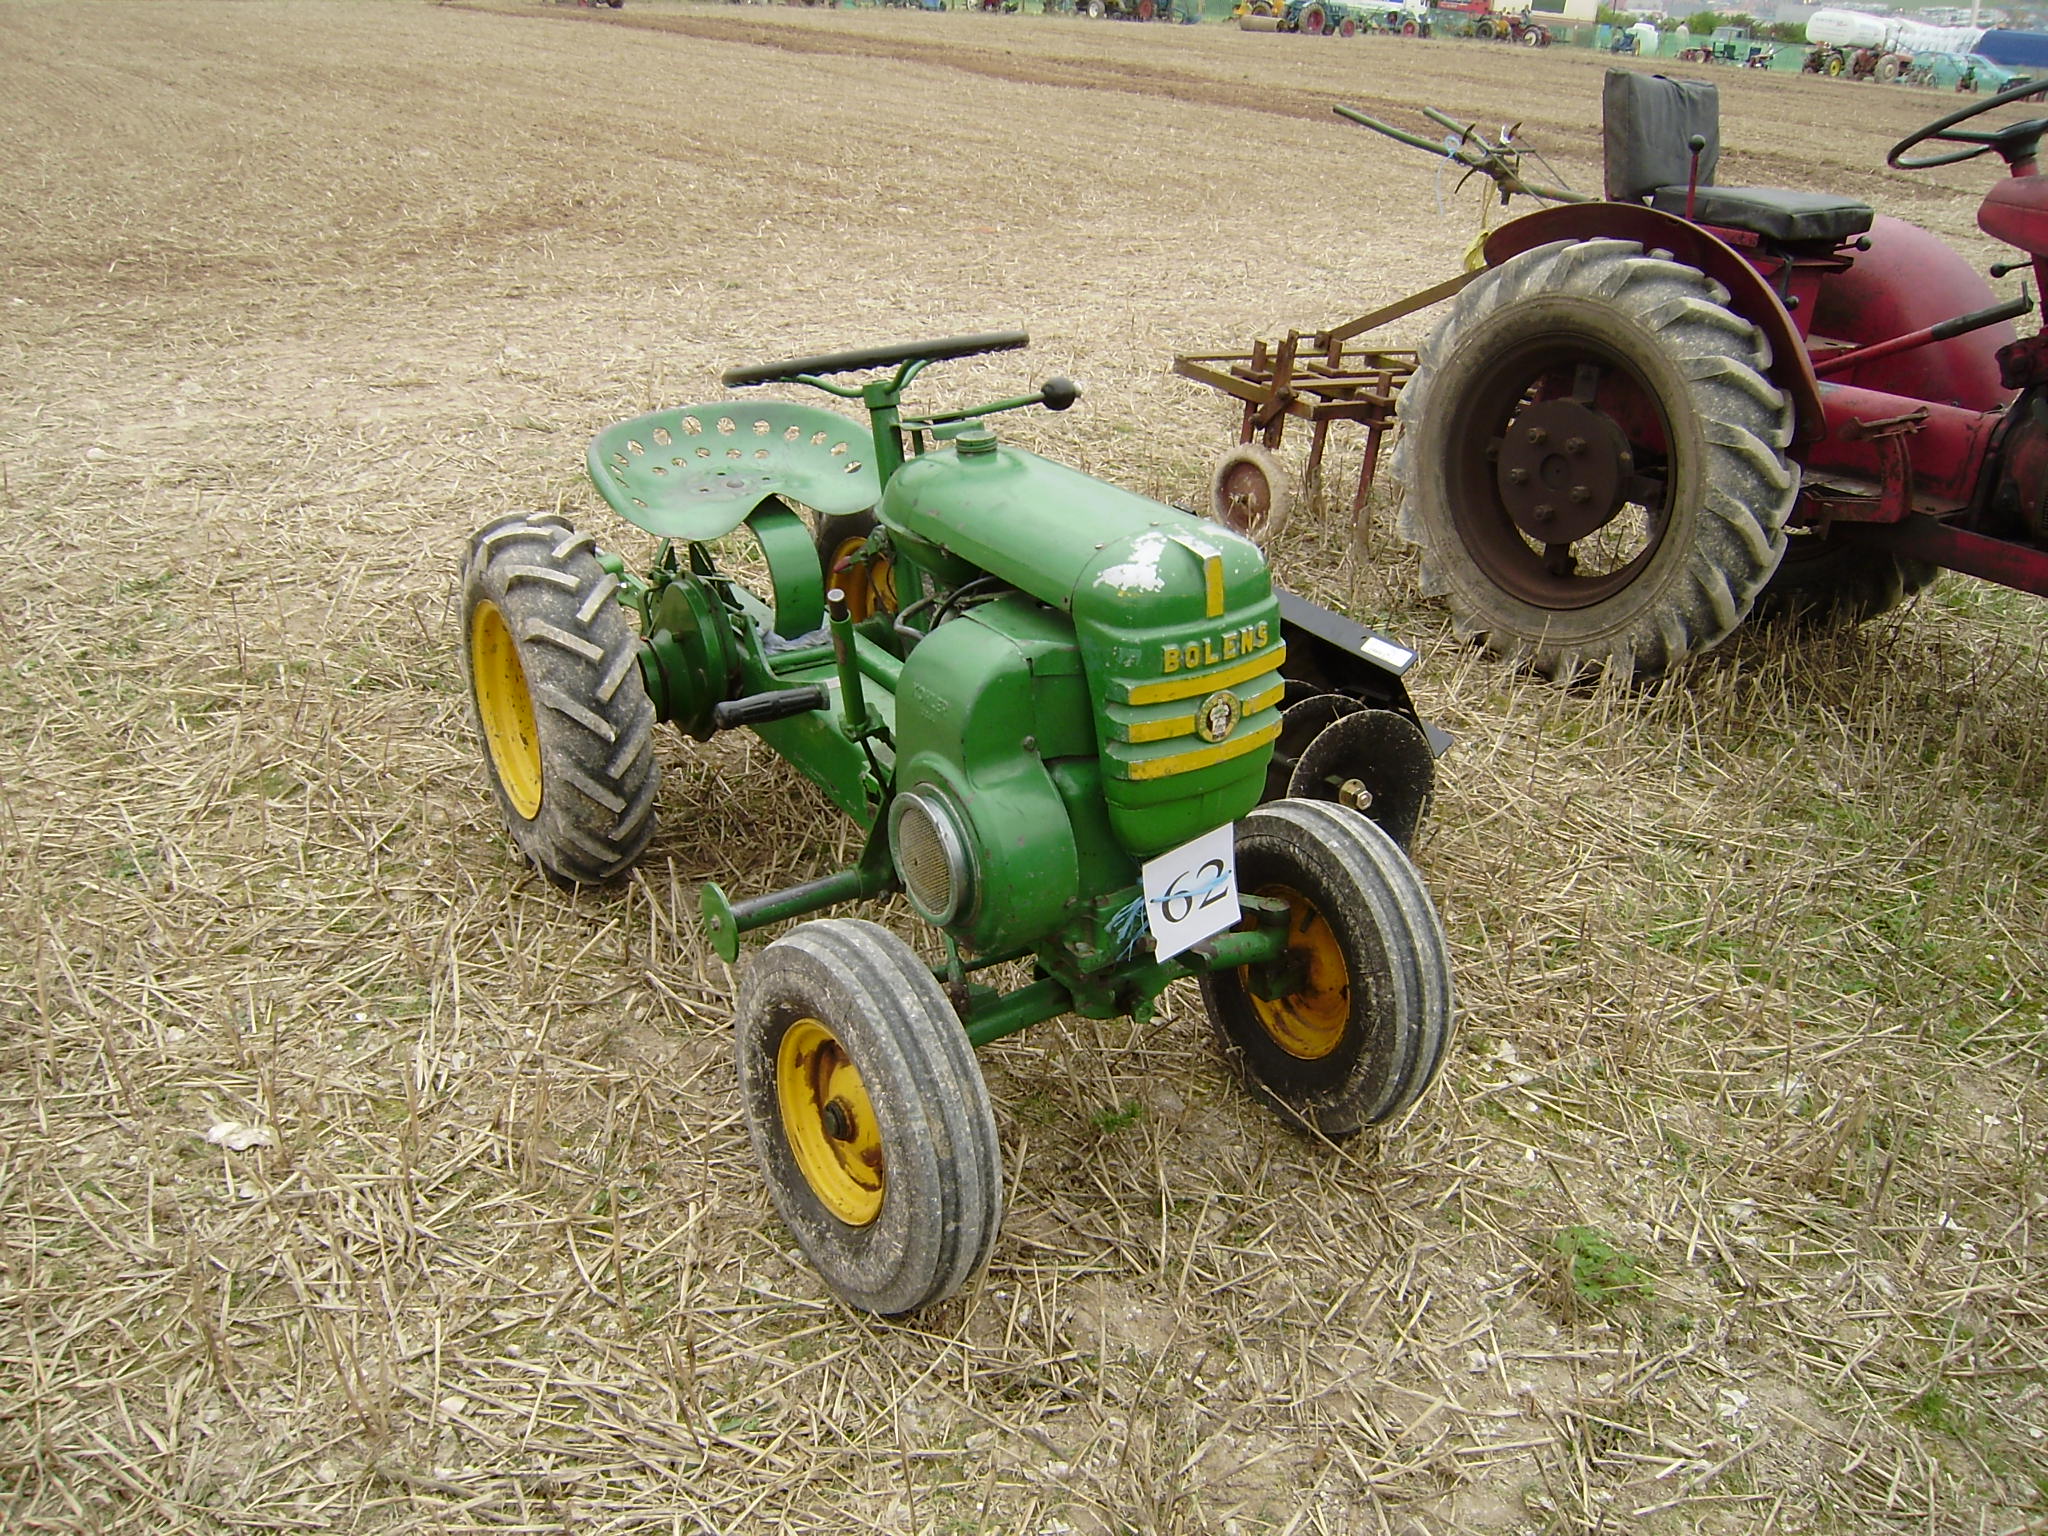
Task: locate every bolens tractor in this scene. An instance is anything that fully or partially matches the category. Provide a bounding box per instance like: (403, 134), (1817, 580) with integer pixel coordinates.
(1192, 73), (2048, 679)
(459, 333), (1454, 1314)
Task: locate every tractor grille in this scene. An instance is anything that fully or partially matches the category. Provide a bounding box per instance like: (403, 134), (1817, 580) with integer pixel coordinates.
(889, 788), (972, 926)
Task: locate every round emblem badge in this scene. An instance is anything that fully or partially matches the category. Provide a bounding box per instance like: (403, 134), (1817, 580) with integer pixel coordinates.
(1196, 689), (1242, 744)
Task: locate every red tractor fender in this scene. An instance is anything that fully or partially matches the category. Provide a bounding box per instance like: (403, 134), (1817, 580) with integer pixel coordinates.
(1481, 203), (1826, 440)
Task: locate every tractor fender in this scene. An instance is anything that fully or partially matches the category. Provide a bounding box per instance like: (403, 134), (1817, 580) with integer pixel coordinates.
(1482, 203), (1826, 441)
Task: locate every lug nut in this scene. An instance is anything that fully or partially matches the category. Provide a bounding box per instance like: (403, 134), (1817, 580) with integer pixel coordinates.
(1569, 486), (1591, 503)
(1526, 426), (1549, 446)
(1564, 437), (1587, 455)
(1507, 467), (1530, 484)
(1532, 503), (1554, 522)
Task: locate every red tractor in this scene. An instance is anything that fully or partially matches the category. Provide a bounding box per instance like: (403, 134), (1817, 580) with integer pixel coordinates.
(1371, 72), (2048, 676)
(1433, 0), (1550, 46)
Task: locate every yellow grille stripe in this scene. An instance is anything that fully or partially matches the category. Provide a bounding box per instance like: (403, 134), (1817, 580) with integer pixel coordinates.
(1117, 680), (1287, 743)
(1121, 643), (1287, 706)
(1124, 721), (1281, 782)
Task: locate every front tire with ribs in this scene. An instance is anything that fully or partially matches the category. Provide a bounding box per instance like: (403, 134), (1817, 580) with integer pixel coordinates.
(1201, 800), (1453, 1138)
(460, 512), (659, 884)
(736, 919), (1003, 1315)
(1390, 239), (1797, 678)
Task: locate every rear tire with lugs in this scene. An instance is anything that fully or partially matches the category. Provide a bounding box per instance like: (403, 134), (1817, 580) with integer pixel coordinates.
(460, 512), (659, 884)
(1390, 238), (1797, 678)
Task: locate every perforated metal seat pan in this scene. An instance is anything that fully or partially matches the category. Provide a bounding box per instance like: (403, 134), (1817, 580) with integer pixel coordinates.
(587, 401), (881, 541)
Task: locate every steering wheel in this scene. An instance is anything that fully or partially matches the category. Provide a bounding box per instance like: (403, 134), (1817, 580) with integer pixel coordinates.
(723, 332), (1028, 388)
(1889, 75), (2048, 170)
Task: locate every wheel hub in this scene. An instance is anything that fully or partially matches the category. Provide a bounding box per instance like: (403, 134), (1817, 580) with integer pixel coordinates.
(1244, 882), (1350, 1060)
(1494, 399), (1634, 544)
(777, 1018), (885, 1226)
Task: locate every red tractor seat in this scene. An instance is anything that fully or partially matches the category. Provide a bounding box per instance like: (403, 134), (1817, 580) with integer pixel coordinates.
(1648, 184), (1875, 244)
(1605, 68), (1874, 247)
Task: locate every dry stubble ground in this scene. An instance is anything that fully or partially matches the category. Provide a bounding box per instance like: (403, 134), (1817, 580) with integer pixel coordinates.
(0, 2), (2043, 1532)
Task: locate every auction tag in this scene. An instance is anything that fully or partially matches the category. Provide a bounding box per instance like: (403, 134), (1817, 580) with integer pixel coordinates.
(1141, 823), (1241, 962)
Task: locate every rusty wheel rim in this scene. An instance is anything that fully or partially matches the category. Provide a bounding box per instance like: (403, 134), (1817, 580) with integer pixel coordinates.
(1440, 334), (1676, 611)
(1214, 452), (1280, 538)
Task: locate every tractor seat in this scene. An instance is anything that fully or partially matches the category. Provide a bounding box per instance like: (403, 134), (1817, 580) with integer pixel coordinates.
(587, 400), (880, 542)
(1605, 68), (1874, 247)
(1647, 184), (1875, 245)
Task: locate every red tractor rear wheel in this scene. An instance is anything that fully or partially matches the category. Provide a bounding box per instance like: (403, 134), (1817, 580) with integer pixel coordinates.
(1390, 239), (1796, 679)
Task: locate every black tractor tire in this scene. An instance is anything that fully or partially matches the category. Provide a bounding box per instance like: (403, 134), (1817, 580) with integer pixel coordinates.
(815, 510), (899, 620)
(1390, 238), (1797, 679)
(1753, 528), (1939, 625)
(735, 919), (1003, 1316)
(460, 512), (659, 884)
(1201, 800), (1453, 1138)
(1300, 2), (1330, 31)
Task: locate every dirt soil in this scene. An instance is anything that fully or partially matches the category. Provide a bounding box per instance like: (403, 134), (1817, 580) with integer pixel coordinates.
(1, 2), (2044, 1532)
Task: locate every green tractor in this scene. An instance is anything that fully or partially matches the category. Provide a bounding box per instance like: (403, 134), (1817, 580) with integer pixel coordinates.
(459, 332), (1454, 1314)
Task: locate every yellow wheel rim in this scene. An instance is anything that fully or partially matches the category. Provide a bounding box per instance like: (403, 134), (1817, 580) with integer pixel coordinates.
(470, 600), (543, 821)
(827, 535), (898, 621)
(1244, 883), (1350, 1060)
(777, 1018), (885, 1226)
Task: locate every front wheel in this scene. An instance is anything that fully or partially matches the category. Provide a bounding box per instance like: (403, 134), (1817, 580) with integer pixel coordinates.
(460, 512), (659, 883)
(735, 920), (1003, 1315)
(1201, 800), (1453, 1138)
(1389, 239), (1797, 679)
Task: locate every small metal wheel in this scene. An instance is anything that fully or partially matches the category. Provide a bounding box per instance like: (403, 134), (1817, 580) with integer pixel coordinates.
(735, 919), (1003, 1315)
(460, 512), (658, 884)
(1209, 443), (1292, 544)
(815, 511), (899, 620)
(1201, 800), (1453, 1138)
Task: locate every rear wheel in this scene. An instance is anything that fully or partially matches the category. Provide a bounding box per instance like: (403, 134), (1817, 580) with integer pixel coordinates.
(1754, 527), (1938, 624)
(1201, 800), (1453, 1138)
(460, 512), (658, 883)
(1390, 238), (1797, 678)
(735, 919), (1002, 1315)
(815, 511), (899, 620)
